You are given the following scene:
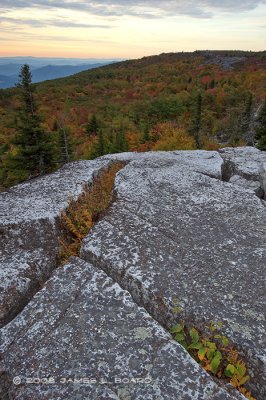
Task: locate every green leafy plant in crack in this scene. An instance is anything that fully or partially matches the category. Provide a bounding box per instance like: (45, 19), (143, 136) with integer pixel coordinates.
(170, 320), (255, 400)
(171, 298), (184, 314)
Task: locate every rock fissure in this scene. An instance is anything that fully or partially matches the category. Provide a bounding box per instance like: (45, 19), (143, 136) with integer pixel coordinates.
(1, 258), (238, 400)
(0, 159), (124, 327)
(219, 148), (266, 199)
(79, 149), (265, 399)
(79, 240), (256, 399)
(221, 159), (265, 199)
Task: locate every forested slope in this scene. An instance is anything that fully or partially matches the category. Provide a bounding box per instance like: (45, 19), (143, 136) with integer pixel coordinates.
(0, 50), (266, 188)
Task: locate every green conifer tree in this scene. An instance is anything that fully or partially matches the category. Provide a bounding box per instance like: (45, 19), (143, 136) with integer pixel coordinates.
(189, 92), (202, 149)
(256, 99), (266, 151)
(113, 130), (128, 153)
(86, 115), (99, 136)
(57, 127), (73, 165)
(9, 65), (54, 180)
(141, 129), (151, 144)
(55, 99), (75, 165)
(90, 129), (106, 158)
(241, 92), (253, 136)
(209, 79), (215, 89)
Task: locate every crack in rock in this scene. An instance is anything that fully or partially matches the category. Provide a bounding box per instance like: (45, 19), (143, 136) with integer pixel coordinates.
(219, 147), (266, 199)
(0, 159), (115, 326)
(1, 258), (241, 400)
(80, 149), (266, 399)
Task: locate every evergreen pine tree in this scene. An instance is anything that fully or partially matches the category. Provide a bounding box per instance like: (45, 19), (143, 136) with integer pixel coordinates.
(141, 127), (151, 144)
(10, 65), (54, 179)
(55, 100), (74, 165)
(209, 79), (215, 89)
(189, 92), (202, 149)
(241, 92), (253, 136)
(52, 119), (59, 131)
(86, 115), (99, 136)
(97, 129), (105, 156)
(90, 129), (106, 158)
(256, 99), (266, 151)
(57, 127), (73, 165)
(113, 130), (128, 153)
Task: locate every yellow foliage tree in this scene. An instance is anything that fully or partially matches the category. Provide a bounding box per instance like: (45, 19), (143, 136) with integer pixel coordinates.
(151, 123), (196, 151)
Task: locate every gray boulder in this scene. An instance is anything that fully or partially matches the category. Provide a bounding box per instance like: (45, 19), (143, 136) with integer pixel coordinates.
(81, 150), (266, 398)
(219, 146), (266, 198)
(0, 159), (111, 326)
(0, 258), (240, 400)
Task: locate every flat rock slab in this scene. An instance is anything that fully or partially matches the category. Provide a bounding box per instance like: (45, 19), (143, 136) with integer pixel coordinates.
(81, 151), (266, 398)
(0, 159), (111, 225)
(219, 147), (266, 197)
(0, 159), (111, 325)
(103, 150), (223, 179)
(0, 258), (240, 400)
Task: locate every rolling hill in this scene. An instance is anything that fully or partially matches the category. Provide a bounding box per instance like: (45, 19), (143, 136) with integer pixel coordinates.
(0, 50), (266, 187)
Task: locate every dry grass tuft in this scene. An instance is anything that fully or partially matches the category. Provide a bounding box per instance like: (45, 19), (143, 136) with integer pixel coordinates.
(59, 161), (125, 264)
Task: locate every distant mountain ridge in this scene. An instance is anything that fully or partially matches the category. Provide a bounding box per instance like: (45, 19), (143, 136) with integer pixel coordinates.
(0, 75), (16, 89)
(0, 56), (122, 67)
(0, 57), (120, 88)
(31, 63), (108, 83)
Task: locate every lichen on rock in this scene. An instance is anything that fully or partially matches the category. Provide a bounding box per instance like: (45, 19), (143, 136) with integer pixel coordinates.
(1, 148), (265, 399)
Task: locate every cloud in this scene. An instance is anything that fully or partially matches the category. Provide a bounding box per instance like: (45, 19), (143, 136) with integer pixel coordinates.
(0, 33), (115, 43)
(0, 16), (113, 29)
(0, 1), (266, 19)
(55, 21), (112, 28)
(0, 16), (45, 27)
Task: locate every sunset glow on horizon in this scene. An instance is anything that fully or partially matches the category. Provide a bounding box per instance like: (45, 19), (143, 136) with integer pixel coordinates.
(0, 1), (265, 59)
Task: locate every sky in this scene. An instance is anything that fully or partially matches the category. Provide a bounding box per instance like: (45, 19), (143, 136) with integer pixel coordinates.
(0, 1), (265, 59)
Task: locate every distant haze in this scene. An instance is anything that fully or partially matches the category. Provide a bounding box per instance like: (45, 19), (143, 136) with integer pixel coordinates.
(0, 57), (123, 67)
(0, 57), (120, 89)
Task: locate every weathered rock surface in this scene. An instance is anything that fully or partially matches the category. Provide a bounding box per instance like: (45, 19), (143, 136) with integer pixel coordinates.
(103, 149), (223, 179)
(81, 149), (266, 398)
(219, 147), (266, 198)
(0, 258), (240, 400)
(1, 147), (265, 399)
(0, 159), (111, 325)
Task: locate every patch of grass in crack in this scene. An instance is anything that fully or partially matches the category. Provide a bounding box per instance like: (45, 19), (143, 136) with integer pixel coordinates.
(58, 161), (125, 264)
(170, 320), (255, 400)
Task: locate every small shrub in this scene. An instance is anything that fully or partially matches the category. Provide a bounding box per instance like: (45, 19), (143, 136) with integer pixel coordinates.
(170, 320), (255, 400)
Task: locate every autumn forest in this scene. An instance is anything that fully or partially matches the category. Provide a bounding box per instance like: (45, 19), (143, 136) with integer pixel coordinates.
(0, 50), (266, 189)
